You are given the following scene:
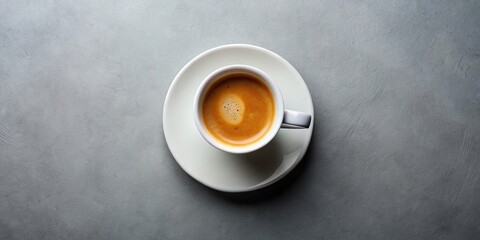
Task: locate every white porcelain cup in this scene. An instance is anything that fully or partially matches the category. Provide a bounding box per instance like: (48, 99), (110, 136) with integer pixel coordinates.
(194, 65), (311, 154)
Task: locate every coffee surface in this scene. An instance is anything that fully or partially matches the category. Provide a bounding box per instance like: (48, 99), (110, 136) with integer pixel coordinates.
(202, 74), (275, 146)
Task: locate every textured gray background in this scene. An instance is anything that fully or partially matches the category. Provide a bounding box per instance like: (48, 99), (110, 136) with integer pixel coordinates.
(1, 0), (480, 239)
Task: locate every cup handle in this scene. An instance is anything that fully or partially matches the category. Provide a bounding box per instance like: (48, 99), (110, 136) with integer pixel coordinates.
(281, 110), (312, 129)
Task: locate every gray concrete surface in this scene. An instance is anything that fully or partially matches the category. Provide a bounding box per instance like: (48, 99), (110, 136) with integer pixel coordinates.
(1, 0), (480, 239)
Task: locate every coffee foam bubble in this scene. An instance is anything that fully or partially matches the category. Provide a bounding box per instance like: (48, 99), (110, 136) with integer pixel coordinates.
(221, 94), (244, 124)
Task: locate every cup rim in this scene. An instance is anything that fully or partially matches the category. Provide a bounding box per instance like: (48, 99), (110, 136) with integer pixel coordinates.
(193, 64), (284, 154)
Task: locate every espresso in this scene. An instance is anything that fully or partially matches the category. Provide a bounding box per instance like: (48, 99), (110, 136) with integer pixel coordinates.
(202, 74), (275, 146)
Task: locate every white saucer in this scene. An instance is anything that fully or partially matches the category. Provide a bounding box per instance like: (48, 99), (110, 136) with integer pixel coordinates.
(163, 44), (314, 192)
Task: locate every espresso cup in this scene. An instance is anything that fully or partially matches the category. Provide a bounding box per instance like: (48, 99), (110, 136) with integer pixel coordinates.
(194, 65), (311, 154)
